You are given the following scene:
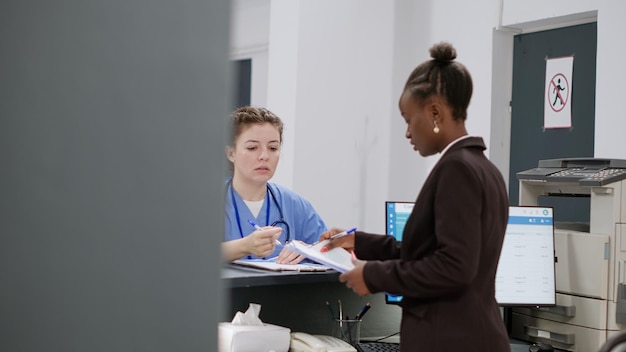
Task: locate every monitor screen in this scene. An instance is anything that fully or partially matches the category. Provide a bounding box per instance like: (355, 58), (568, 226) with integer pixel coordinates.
(384, 203), (556, 307)
(384, 201), (414, 304)
(496, 205), (556, 306)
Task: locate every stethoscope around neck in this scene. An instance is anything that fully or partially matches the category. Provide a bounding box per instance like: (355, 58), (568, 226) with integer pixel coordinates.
(228, 180), (291, 243)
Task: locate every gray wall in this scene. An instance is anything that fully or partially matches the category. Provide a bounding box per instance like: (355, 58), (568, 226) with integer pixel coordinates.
(0, 1), (228, 351)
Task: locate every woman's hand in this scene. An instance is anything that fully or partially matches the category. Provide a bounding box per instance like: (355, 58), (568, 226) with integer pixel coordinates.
(339, 257), (370, 296)
(318, 227), (355, 252)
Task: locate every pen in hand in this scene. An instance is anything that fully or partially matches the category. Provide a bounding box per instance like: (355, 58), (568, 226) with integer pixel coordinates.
(248, 219), (282, 246)
(330, 227), (357, 240)
(318, 227), (358, 253)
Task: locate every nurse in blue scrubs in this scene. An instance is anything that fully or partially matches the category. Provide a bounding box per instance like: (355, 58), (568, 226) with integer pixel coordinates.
(222, 106), (327, 263)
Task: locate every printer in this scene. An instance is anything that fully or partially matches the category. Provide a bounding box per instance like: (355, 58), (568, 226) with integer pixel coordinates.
(511, 158), (626, 351)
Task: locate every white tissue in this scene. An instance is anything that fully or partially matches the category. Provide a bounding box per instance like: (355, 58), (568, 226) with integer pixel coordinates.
(231, 303), (264, 326)
(218, 304), (291, 352)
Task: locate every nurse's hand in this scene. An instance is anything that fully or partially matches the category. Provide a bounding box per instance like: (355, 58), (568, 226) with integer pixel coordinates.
(276, 243), (305, 264)
(245, 226), (282, 258)
(318, 227), (355, 252)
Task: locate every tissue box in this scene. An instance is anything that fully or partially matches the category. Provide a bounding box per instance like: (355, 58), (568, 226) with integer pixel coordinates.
(218, 322), (291, 352)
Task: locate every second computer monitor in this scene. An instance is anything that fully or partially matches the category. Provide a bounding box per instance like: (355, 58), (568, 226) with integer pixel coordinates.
(384, 202), (556, 307)
(496, 205), (556, 306)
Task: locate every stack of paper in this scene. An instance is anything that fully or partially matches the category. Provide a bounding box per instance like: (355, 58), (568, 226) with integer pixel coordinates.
(231, 258), (329, 272)
(285, 240), (355, 273)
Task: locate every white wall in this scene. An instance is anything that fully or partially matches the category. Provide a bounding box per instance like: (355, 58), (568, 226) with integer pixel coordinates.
(387, 0), (502, 216)
(230, 0), (270, 107)
(294, 1), (396, 231)
(594, 3), (626, 159)
(231, 0), (626, 234)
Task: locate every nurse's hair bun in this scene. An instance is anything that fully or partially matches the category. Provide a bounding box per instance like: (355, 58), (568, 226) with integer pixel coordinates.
(429, 42), (456, 63)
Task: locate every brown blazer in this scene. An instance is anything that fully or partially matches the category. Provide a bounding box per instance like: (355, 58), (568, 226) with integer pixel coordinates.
(356, 137), (511, 352)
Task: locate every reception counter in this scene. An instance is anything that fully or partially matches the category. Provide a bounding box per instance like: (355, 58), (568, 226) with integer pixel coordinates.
(223, 264), (341, 288)
(222, 264), (401, 338)
(222, 264), (564, 350)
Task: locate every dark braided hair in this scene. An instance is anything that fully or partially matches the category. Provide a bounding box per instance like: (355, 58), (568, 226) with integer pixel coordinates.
(403, 42), (473, 121)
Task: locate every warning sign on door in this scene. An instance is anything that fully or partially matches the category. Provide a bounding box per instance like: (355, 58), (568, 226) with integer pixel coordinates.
(544, 56), (573, 129)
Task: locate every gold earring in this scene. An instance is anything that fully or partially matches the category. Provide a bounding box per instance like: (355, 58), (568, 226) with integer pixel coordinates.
(433, 121), (440, 134)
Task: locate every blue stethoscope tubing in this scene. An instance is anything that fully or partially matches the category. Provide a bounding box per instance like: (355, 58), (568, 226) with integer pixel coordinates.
(228, 180), (291, 243)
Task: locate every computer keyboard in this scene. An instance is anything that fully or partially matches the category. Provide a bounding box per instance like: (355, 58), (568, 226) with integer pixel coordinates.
(356, 341), (400, 352)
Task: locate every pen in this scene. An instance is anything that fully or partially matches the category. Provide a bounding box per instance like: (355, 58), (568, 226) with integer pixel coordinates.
(338, 299), (343, 321)
(354, 302), (371, 320)
(325, 301), (337, 320)
(248, 219), (282, 246)
(330, 227), (357, 240)
(318, 227), (358, 253)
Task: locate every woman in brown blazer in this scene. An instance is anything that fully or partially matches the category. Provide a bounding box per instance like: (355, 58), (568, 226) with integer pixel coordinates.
(321, 42), (511, 352)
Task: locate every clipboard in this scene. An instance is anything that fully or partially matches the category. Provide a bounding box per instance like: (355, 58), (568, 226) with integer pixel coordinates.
(231, 258), (330, 272)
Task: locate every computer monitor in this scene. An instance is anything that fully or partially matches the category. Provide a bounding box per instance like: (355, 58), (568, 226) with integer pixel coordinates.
(496, 205), (556, 306)
(384, 202), (556, 307)
(384, 201), (414, 304)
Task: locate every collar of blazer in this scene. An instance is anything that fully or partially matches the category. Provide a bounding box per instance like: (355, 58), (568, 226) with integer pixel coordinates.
(441, 136), (485, 156)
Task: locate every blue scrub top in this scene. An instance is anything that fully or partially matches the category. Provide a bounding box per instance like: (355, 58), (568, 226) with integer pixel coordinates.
(225, 180), (327, 259)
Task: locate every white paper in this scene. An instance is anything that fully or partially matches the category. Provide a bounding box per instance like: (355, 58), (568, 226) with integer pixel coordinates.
(285, 240), (355, 273)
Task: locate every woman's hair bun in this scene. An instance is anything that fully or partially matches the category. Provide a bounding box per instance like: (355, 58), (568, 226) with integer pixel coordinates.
(429, 42), (457, 62)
